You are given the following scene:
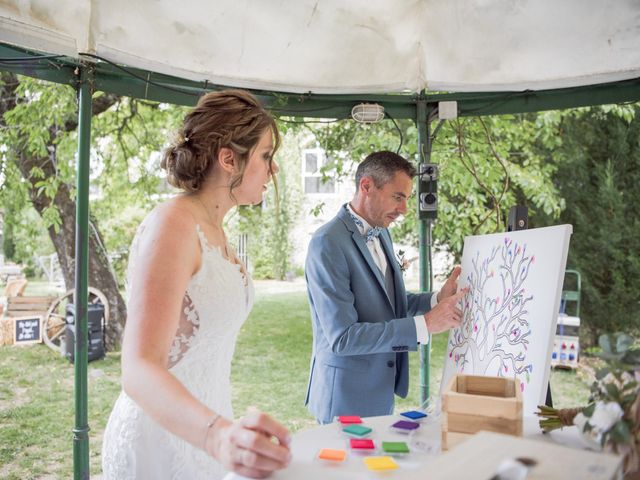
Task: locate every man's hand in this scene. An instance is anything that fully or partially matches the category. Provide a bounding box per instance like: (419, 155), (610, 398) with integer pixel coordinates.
(424, 288), (467, 334)
(437, 265), (462, 302)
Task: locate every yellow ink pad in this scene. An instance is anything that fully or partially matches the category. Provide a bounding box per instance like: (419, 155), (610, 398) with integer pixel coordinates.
(363, 456), (399, 471)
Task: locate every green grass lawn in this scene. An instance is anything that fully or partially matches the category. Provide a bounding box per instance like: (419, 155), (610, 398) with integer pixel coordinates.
(0, 287), (591, 478)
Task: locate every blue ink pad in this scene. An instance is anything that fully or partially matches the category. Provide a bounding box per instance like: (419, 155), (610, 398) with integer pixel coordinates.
(400, 410), (427, 420)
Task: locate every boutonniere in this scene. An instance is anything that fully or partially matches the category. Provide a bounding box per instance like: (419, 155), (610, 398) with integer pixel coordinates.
(396, 250), (417, 273)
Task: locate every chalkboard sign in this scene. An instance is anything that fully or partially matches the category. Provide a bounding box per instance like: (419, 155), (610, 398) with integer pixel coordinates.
(13, 316), (42, 345)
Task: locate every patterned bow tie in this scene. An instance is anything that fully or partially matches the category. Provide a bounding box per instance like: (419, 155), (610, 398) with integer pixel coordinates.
(349, 212), (383, 243)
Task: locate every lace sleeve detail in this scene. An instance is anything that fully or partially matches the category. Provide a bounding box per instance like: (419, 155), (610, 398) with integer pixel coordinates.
(167, 293), (201, 368)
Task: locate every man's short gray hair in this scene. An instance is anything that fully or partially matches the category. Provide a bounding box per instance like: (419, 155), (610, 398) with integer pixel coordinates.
(355, 151), (417, 189)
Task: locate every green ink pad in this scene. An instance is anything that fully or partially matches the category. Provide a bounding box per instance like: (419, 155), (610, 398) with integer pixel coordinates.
(342, 424), (372, 437)
(382, 441), (410, 454)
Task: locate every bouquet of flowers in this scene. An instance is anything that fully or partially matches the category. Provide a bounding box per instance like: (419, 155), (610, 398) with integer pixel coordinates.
(536, 333), (640, 476)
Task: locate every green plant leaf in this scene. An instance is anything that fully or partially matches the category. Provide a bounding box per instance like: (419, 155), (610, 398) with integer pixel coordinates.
(609, 420), (630, 444)
(622, 349), (640, 368)
(615, 333), (634, 353)
(599, 334), (613, 354)
(595, 367), (611, 380)
(582, 403), (596, 417)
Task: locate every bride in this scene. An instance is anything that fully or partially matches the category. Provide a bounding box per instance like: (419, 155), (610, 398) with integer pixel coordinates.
(102, 89), (291, 479)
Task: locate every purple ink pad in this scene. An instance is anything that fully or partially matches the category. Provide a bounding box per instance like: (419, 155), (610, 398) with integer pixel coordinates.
(391, 420), (420, 431)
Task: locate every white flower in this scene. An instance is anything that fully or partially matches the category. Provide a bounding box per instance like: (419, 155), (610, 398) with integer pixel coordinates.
(574, 412), (603, 450)
(620, 371), (636, 386)
(590, 401), (624, 432)
(597, 371), (636, 396)
(574, 402), (623, 451)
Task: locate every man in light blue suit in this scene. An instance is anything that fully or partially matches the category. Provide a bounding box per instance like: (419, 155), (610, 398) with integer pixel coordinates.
(305, 151), (466, 424)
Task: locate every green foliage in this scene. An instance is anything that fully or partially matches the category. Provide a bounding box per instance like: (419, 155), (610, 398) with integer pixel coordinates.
(305, 114), (564, 261)
(2, 75), (308, 285)
(240, 198), (296, 280)
(2, 215), (15, 260)
(430, 115), (565, 258)
(597, 333), (640, 369)
(232, 131), (303, 280)
(538, 106), (640, 344)
(88, 97), (186, 284)
(1, 76), (187, 285)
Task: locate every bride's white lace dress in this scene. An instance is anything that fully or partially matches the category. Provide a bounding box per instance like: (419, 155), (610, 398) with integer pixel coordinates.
(102, 222), (254, 479)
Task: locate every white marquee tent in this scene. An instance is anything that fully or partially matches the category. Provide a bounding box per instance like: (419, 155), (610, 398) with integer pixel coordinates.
(1, 1), (639, 478)
(2, 0), (640, 94)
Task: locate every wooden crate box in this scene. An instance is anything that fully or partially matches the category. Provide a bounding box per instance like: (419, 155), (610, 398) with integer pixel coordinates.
(1, 295), (55, 346)
(441, 374), (522, 451)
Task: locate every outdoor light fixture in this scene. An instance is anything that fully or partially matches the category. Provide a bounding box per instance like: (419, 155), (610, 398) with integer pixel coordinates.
(351, 103), (385, 123)
(438, 101), (458, 120)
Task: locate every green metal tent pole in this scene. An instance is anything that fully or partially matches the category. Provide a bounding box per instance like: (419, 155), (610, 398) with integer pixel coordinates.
(416, 96), (433, 407)
(73, 64), (93, 480)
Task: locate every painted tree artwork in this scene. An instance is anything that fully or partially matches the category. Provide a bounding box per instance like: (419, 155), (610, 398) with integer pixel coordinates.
(441, 225), (572, 416)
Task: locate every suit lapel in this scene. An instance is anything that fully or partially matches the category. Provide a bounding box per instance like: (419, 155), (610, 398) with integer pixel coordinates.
(351, 230), (388, 295)
(338, 207), (389, 301)
(380, 231), (404, 314)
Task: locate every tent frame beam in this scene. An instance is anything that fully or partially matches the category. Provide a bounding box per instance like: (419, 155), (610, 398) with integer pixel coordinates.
(2, 43), (639, 119)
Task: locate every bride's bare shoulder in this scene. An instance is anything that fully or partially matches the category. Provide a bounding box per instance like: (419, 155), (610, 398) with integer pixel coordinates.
(153, 197), (197, 225)
(140, 197), (199, 244)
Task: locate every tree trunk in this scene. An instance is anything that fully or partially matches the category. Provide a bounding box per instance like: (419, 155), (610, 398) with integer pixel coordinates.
(1, 72), (125, 349)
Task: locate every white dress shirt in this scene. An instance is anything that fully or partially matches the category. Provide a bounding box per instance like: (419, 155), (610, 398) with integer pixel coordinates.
(347, 204), (437, 345)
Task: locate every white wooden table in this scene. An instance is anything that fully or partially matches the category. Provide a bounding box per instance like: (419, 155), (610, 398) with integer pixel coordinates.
(223, 414), (619, 480)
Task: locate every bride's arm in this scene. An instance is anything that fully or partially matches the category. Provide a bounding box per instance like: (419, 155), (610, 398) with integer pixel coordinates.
(121, 205), (290, 478)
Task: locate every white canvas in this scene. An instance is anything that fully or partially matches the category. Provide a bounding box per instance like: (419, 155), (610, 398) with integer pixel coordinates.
(440, 225), (572, 416)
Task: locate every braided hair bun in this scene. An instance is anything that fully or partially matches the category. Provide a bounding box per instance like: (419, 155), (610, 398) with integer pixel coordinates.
(161, 89), (280, 192)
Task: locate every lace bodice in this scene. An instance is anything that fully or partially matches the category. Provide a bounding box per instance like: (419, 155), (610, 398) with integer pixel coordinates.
(102, 219), (254, 479)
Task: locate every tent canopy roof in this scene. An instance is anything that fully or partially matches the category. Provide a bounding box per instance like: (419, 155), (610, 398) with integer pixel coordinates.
(1, 0), (639, 117)
(2, 0), (640, 94)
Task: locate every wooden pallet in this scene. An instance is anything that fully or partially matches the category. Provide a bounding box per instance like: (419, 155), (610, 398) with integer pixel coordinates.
(0, 296), (56, 346)
(4, 296), (56, 317)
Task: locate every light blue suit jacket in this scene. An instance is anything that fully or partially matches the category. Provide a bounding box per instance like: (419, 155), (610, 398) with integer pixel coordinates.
(305, 205), (432, 423)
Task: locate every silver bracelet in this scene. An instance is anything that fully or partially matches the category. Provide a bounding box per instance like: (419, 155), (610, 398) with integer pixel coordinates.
(204, 413), (222, 452)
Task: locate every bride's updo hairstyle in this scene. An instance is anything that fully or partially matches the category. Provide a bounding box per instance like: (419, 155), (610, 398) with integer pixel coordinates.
(161, 89), (280, 193)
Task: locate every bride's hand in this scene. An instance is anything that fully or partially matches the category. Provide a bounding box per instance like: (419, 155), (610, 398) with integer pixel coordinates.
(206, 412), (292, 478)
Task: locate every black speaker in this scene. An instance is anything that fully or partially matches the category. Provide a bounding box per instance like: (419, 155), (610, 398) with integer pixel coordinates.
(507, 205), (528, 231)
(419, 163), (438, 220)
(64, 303), (105, 363)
